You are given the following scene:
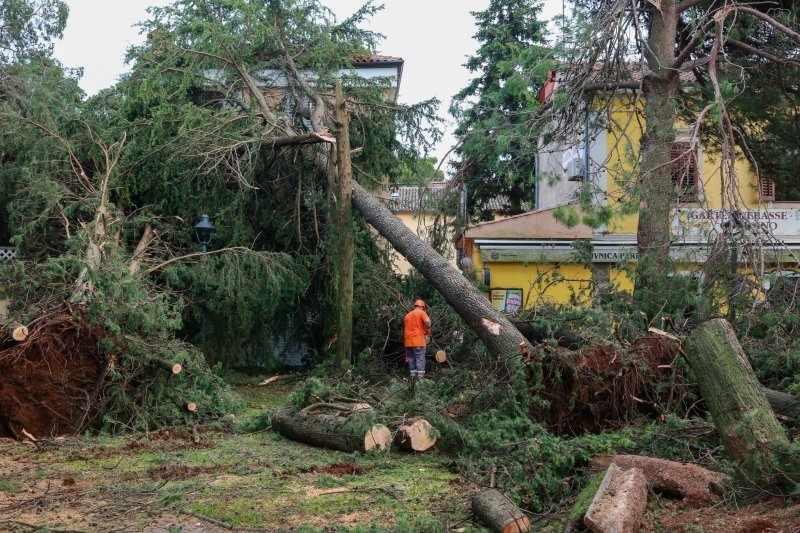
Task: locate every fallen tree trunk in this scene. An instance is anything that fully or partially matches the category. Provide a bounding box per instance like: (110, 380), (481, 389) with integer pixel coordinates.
(683, 318), (789, 483)
(584, 463), (647, 533)
(352, 182), (533, 360)
(592, 455), (729, 504)
(516, 322), (582, 349)
(271, 407), (391, 453)
(763, 387), (800, 421)
(394, 419), (436, 452)
(471, 488), (531, 533)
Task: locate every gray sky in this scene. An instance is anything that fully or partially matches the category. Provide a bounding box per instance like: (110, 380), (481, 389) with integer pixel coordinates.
(53, 0), (565, 167)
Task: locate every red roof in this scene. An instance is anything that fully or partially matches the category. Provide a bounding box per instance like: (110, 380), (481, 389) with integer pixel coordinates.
(351, 54), (403, 64)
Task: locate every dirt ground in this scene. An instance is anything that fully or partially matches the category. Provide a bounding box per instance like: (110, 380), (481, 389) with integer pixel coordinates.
(1, 381), (799, 532)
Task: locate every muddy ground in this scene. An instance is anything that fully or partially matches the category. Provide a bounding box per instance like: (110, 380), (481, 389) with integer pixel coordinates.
(1, 381), (799, 532)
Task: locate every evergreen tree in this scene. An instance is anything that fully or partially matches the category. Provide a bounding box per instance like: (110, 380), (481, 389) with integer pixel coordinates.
(451, 0), (547, 219)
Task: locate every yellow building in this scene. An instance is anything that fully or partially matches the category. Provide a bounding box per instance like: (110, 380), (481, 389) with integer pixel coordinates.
(457, 86), (800, 312)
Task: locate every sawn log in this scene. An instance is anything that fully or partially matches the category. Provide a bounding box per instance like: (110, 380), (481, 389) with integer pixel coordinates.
(471, 488), (531, 533)
(271, 407), (391, 453)
(394, 419), (436, 452)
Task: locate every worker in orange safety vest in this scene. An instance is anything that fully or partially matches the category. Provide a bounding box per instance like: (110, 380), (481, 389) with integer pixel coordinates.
(403, 299), (431, 380)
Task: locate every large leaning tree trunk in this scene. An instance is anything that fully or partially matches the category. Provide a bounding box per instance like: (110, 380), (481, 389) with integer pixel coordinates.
(635, 0), (679, 292)
(352, 182), (533, 359)
(333, 80), (354, 369)
(683, 318), (790, 484)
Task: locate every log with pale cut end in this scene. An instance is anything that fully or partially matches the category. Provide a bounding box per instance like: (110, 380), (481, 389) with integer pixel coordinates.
(584, 463), (647, 533)
(471, 488), (531, 533)
(435, 350), (447, 363)
(3, 323), (29, 341)
(394, 419), (437, 452)
(271, 408), (391, 453)
(152, 358), (182, 374)
(683, 318), (789, 483)
(592, 454), (729, 504)
(185, 402), (197, 412)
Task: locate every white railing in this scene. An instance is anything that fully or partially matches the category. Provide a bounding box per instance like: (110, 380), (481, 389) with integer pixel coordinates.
(0, 247), (16, 261)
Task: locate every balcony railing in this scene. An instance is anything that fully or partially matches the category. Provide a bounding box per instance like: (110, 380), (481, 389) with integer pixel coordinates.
(0, 247), (17, 262)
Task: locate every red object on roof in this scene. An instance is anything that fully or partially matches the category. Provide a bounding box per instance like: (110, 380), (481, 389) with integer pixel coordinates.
(351, 54), (403, 64)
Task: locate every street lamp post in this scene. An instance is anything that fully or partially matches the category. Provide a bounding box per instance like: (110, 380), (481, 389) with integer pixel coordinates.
(194, 214), (215, 343)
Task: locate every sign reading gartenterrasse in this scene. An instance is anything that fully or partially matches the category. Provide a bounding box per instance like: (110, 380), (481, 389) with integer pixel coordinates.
(672, 208), (800, 242)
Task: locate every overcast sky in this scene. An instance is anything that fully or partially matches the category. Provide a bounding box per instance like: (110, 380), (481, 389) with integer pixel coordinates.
(53, 0), (565, 167)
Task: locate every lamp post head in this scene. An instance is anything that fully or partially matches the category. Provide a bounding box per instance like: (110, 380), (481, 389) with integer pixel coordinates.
(195, 214), (215, 247)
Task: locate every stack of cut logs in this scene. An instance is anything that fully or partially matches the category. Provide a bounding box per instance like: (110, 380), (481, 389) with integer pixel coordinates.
(271, 400), (437, 453)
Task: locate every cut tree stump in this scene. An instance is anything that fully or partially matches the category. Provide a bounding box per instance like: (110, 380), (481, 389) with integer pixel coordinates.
(184, 402), (197, 413)
(271, 407), (391, 453)
(394, 419), (436, 452)
(584, 463), (647, 533)
(435, 350), (447, 363)
(592, 454), (729, 506)
(683, 318), (789, 483)
(471, 488), (531, 533)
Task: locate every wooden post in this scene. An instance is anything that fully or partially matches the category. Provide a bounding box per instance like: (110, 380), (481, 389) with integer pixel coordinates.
(334, 79), (354, 369)
(683, 318), (789, 483)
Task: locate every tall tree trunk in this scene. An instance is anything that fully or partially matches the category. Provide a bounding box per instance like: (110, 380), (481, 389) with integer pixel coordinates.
(636, 0), (679, 292)
(334, 81), (354, 368)
(683, 318), (790, 484)
(351, 182), (533, 360)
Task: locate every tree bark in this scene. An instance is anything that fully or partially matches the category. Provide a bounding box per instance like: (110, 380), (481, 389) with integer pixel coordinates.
(636, 0), (679, 291)
(271, 407), (391, 453)
(683, 318), (789, 482)
(351, 181), (533, 360)
(334, 81), (354, 369)
(471, 488), (531, 533)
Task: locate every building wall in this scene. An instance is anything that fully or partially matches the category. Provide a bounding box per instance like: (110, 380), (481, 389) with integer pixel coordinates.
(393, 211), (457, 275)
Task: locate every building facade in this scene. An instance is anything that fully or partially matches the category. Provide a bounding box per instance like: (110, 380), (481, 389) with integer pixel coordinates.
(457, 91), (800, 312)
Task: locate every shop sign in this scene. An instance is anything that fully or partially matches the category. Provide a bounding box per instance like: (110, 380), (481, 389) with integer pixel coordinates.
(673, 208), (800, 241)
(490, 289), (523, 312)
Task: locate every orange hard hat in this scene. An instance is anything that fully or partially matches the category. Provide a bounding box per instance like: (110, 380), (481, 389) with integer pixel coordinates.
(414, 299), (426, 308)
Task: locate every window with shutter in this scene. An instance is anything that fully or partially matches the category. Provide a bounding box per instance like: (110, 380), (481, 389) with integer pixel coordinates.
(669, 142), (698, 202)
(759, 178), (776, 202)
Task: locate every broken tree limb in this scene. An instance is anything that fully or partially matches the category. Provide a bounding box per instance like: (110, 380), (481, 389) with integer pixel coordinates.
(584, 463), (647, 533)
(394, 419), (436, 452)
(257, 374), (302, 386)
(471, 488), (531, 533)
(683, 318), (789, 482)
(351, 181), (533, 360)
(591, 455), (729, 504)
(128, 222), (155, 275)
(271, 407), (391, 453)
(261, 130), (335, 149)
